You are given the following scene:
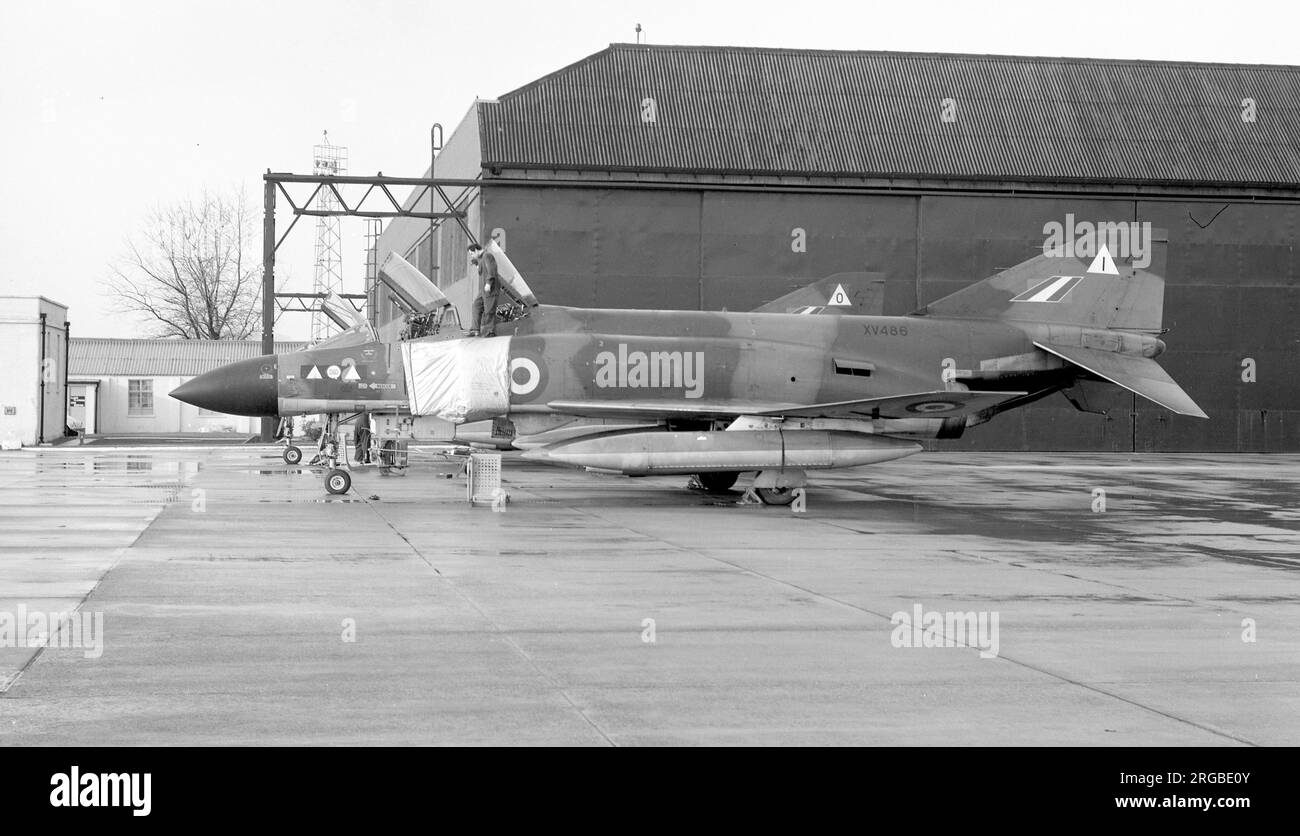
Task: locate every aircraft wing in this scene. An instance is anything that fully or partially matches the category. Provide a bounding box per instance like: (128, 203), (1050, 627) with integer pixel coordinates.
(544, 390), (1025, 421)
(751, 390), (1026, 419)
(1034, 342), (1208, 418)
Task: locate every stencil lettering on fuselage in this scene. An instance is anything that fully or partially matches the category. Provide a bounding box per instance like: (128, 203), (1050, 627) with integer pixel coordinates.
(594, 344), (705, 399)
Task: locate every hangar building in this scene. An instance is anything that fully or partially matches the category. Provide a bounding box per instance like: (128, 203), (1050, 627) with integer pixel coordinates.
(372, 44), (1300, 452)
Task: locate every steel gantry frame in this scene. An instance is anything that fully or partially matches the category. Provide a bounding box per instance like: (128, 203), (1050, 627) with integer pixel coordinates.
(259, 170), (482, 440)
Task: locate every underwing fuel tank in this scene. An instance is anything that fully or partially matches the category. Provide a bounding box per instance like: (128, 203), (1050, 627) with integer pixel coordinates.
(521, 430), (921, 475)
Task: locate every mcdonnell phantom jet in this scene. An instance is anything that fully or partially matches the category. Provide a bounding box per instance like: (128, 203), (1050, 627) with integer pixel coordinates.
(171, 236), (1205, 505)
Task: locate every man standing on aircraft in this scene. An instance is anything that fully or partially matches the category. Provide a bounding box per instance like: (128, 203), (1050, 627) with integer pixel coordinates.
(472, 251), (502, 337)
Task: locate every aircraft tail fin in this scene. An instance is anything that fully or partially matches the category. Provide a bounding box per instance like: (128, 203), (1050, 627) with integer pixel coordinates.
(754, 272), (885, 315)
(916, 230), (1168, 333)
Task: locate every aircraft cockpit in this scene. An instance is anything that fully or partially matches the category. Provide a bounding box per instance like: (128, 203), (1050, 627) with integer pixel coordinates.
(379, 241), (539, 342)
(377, 251), (462, 340)
(401, 304), (462, 340)
(476, 240), (539, 333)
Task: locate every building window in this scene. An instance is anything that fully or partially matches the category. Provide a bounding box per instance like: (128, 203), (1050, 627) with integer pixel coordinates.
(127, 379), (153, 416)
(197, 407), (221, 416)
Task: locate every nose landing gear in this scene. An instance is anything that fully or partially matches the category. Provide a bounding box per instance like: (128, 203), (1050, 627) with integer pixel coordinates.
(309, 413), (352, 495)
(276, 417), (304, 465)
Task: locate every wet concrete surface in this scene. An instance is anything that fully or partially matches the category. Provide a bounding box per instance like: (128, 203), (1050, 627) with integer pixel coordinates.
(0, 446), (1296, 745)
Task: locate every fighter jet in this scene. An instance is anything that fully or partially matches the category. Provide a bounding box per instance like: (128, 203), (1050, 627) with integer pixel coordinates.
(171, 236), (1205, 504)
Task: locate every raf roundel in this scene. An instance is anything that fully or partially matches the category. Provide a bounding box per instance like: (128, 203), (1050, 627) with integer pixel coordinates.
(905, 400), (961, 414)
(510, 357), (542, 396)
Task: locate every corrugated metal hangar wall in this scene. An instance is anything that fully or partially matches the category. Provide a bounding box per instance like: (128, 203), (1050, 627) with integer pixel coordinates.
(377, 44), (1300, 453)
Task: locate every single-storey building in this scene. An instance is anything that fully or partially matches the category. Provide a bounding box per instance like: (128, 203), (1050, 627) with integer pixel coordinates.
(69, 338), (303, 436)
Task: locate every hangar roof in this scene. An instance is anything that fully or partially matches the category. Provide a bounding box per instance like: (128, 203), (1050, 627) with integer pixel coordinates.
(478, 44), (1300, 188)
(71, 338), (305, 377)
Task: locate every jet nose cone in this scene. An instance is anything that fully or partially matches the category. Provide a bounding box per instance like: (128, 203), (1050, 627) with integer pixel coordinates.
(170, 355), (279, 417)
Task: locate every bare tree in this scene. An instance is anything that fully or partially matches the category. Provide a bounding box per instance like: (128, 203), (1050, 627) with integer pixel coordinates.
(109, 190), (262, 339)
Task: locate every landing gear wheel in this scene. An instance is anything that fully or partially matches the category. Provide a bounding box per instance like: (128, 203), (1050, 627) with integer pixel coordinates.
(697, 471), (740, 492)
(283, 445), (302, 465)
(756, 486), (797, 506)
(325, 468), (351, 495)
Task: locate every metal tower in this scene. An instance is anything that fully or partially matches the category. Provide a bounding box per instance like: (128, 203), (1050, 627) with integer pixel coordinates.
(310, 132), (348, 342)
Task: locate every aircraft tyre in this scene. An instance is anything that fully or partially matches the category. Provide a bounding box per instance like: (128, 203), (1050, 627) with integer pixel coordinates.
(756, 486), (797, 506)
(325, 468), (351, 495)
(696, 471), (741, 492)
(283, 445), (302, 465)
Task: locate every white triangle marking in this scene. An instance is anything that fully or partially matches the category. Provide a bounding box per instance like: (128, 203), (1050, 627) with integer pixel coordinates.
(1088, 244), (1119, 275)
(305, 366), (322, 380)
(828, 283), (852, 306)
(343, 365), (361, 381)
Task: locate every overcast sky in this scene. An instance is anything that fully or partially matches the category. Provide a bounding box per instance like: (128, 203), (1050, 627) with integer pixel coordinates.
(1, 0), (1293, 340)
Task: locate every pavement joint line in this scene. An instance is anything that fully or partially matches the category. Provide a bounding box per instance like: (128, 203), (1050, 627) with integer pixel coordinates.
(0, 450), (213, 696)
(579, 505), (1261, 747)
(1, 545), (126, 697)
(355, 493), (618, 747)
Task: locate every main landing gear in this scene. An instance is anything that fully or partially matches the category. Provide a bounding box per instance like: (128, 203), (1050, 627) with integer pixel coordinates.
(325, 468), (352, 495)
(748, 468), (807, 507)
(690, 470), (799, 505)
(694, 471), (740, 492)
(754, 486), (797, 506)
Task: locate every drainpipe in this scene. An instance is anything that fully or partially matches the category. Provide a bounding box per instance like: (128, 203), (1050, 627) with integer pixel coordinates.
(430, 122), (442, 289)
(63, 320), (70, 440)
(38, 312), (47, 444)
